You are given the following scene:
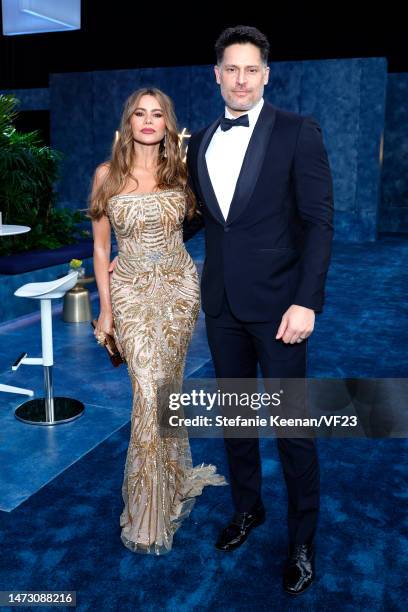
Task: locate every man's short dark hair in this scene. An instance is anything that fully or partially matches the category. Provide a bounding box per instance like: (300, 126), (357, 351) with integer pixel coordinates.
(215, 25), (270, 65)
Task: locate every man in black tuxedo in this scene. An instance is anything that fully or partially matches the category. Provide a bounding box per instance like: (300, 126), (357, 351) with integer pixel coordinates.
(186, 25), (334, 595)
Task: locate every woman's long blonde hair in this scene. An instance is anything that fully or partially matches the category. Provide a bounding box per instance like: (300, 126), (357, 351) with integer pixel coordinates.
(87, 87), (196, 220)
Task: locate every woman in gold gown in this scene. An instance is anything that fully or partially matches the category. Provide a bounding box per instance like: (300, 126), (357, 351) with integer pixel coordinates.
(88, 88), (226, 555)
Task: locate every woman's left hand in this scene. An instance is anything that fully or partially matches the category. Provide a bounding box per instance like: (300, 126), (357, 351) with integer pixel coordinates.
(108, 256), (118, 273)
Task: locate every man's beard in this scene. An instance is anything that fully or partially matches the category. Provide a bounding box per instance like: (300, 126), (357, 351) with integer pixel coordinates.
(225, 88), (264, 112)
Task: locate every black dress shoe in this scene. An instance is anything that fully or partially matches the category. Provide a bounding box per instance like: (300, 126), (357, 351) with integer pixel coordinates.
(283, 542), (315, 595)
(215, 504), (266, 551)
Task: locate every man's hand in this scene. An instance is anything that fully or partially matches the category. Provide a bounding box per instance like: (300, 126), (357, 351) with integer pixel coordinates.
(108, 256), (118, 273)
(276, 305), (315, 344)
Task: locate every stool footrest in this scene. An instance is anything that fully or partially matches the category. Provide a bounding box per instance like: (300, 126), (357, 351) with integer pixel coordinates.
(12, 356), (43, 370)
(12, 352), (27, 369)
(0, 383), (34, 397)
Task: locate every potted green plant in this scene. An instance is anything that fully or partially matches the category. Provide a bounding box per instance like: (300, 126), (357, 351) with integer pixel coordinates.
(0, 93), (89, 258)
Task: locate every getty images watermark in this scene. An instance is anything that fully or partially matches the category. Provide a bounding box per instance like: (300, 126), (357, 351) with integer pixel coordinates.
(157, 378), (408, 438)
(167, 388), (357, 430)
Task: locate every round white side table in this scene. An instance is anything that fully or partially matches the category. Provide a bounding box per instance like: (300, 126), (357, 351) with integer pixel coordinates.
(0, 224), (31, 236)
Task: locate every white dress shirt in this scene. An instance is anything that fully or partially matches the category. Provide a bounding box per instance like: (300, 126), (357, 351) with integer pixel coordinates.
(205, 97), (264, 221)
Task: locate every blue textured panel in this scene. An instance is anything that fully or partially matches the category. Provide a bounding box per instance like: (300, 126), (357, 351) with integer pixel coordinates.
(300, 59), (360, 218)
(355, 58), (387, 240)
(264, 60), (302, 113)
(92, 69), (142, 167)
(50, 72), (94, 209)
(300, 58), (387, 240)
(189, 65), (223, 132)
(379, 73), (408, 233)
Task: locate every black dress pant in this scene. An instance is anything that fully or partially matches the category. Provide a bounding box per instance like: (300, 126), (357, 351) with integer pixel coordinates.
(205, 292), (320, 546)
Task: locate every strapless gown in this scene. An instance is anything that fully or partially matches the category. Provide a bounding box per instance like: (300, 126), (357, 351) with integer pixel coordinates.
(106, 189), (226, 555)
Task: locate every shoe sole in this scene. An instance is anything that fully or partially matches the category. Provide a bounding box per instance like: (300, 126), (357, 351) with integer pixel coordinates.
(283, 576), (315, 596)
(215, 514), (266, 552)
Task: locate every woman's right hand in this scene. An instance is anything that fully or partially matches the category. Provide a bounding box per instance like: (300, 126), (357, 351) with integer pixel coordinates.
(95, 310), (114, 338)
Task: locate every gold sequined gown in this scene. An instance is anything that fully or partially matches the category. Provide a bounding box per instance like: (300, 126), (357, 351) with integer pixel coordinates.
(106, 189), (226, 555)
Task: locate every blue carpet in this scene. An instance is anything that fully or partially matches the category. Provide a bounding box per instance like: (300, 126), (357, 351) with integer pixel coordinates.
(0, 234), (407, 610)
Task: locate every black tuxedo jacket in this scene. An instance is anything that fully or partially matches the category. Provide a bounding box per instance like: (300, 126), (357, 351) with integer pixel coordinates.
(186, 101), (334, 321)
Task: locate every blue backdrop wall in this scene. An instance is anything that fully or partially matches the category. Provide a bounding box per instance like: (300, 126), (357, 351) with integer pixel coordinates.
(2, 57), (394, 242)
(379, 73), (408, 233)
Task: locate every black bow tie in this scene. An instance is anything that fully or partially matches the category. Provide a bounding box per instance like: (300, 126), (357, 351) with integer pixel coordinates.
(220, 114), (250, 132)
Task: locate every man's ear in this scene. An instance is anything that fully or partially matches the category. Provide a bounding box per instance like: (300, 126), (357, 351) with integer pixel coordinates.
(214, 64), (221, 85)
(264, 65), (270, 86)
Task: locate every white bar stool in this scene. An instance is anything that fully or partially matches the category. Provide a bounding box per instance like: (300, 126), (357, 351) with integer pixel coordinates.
(12, 270), (85, 425)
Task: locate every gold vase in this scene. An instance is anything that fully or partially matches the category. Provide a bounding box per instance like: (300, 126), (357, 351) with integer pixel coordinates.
(63, 283), (92, 322)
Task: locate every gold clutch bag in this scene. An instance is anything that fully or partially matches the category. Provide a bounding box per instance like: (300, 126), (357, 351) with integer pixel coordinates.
(91, 319), (125, 367)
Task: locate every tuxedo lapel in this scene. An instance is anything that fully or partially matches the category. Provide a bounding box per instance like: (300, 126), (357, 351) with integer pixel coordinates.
(226, 102), (277, 225)
(196, 116), (225, 225)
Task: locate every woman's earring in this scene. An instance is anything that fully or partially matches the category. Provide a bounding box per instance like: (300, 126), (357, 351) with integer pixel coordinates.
(163, 132), (168, 158)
